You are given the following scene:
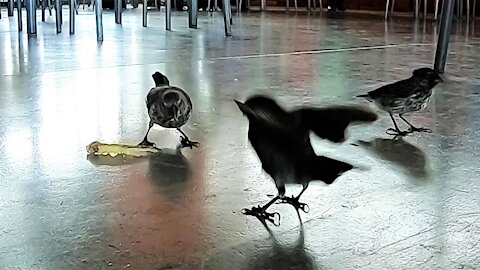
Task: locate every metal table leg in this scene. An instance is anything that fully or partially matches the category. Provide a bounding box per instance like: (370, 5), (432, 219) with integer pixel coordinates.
(17, 0), (23, 31)
(188, 0), (197, 28)
(260, 0), (265, 11)
(166, 0), (171, 30)
(95, 0), (103, 40)
(434, 0), (455, 73)
(114, 0), (121, 24)
(8, 0), (15, 16)
(26, 0), (37, 34)
(55, 0), (61, 32)
(142, 0), (147, 26)
(222, 0), (231, 36)
(69, 0), (75, 33)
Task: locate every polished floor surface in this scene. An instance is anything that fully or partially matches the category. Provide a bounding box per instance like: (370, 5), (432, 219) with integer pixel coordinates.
(1, 6), (480, 270)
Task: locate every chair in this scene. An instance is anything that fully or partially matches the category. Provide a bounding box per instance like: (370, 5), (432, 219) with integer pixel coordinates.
(307, 0), (323, 12)
(385, 0), (424, 19)
(286, 0), (297, 11)
(435, 0), (475, 20)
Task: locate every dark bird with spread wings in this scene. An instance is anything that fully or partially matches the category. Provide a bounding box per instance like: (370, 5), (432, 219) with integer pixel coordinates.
(357, 67), (443, 136)
(138, 72), (199, 149)
(235, 95), (378, 225)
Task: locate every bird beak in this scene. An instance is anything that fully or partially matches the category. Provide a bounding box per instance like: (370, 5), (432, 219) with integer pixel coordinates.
(435, 76), (444, 83)
(234, 100), (246, 112)
(234, 100), (253, 117)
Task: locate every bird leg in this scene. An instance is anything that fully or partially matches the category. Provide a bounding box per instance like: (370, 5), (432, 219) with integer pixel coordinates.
(386, 113), (410, 137)
(242, 195), (281, 226)
(138, 121), (156, 148)
(399, 114), (433, 133)
(177, 128), (200, 149)
(277, 184), (310, 213)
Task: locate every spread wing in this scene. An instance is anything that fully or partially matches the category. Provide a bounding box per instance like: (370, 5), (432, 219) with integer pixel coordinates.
(294, 106), (378, 143)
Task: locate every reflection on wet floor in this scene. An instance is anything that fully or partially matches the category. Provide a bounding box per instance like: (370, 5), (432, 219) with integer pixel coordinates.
(1, 8), (480, 270)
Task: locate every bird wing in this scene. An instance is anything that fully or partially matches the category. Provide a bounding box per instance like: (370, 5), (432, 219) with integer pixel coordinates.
(294, 106), (378, 143)
(146, 86), (165, 107)
(368, 77), (428, 99)
(166, 86), (193, 120)
(308, 155), (354, 184)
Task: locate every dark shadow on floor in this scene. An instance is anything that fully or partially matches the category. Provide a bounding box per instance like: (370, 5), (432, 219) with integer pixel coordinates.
(148, 147), (192, 199)
(355, 137), (429, 181)
(203, 211), (320, 270)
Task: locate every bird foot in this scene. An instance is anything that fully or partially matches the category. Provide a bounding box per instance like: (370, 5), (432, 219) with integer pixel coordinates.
(277, 196), (310, 213)
(386, 128), (410, 137)
(138, 140), (156, 148)
(180, 136), (200, 149)
(241, 206), (281, 226)
(408, 126), (433, 133)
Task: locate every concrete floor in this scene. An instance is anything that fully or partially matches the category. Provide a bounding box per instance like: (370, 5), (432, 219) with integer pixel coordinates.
(1, 6), (480, 270)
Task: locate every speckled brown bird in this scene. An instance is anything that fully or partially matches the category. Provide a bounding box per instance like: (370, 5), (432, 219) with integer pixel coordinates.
(139, 72), (199, 149)
(357, 67), (443, 136)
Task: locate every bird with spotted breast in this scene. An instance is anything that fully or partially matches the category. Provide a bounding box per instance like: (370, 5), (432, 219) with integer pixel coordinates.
(138, 72), (199, 149)
(357, 67), (443, 136)
(235, 95), (378, 225)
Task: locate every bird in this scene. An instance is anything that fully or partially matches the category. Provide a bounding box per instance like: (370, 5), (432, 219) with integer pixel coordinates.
(356, 67), (443, 136)
(235, 95), (378, 225)
(138, 72), (199, 149)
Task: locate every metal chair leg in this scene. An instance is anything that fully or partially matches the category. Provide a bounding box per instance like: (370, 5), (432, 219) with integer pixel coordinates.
(17, 0), (23, 31)
(415, 0), (419, 18)
(423, 0), (427, 18)
(435, 0), (439, 20)
(391, 0), (396, 17)
(385, 0), (390, 19)
(460, 0), (463, 18)
(294, 0), (297, 11)
(222, 0), (231, 35)
(42, 0), (46, 21)
(474, 0), (477, 19)
(466, 0), (470, 20)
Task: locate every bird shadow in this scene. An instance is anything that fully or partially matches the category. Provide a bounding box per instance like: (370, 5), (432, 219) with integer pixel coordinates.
(354, 137), (429, 181)
(147, 146), (192, 200)
(87, 145), (192, 200)
(203, 211), (320, 270)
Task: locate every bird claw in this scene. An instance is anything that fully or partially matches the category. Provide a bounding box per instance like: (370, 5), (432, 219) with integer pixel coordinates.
(180, 136), (200, 149)
(408, 127), (433, 133)
(241, 206), (281, 226)
(138, 140), (156, 148)
(386, 128), (410, 137)
(277, 196), (310, 213)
